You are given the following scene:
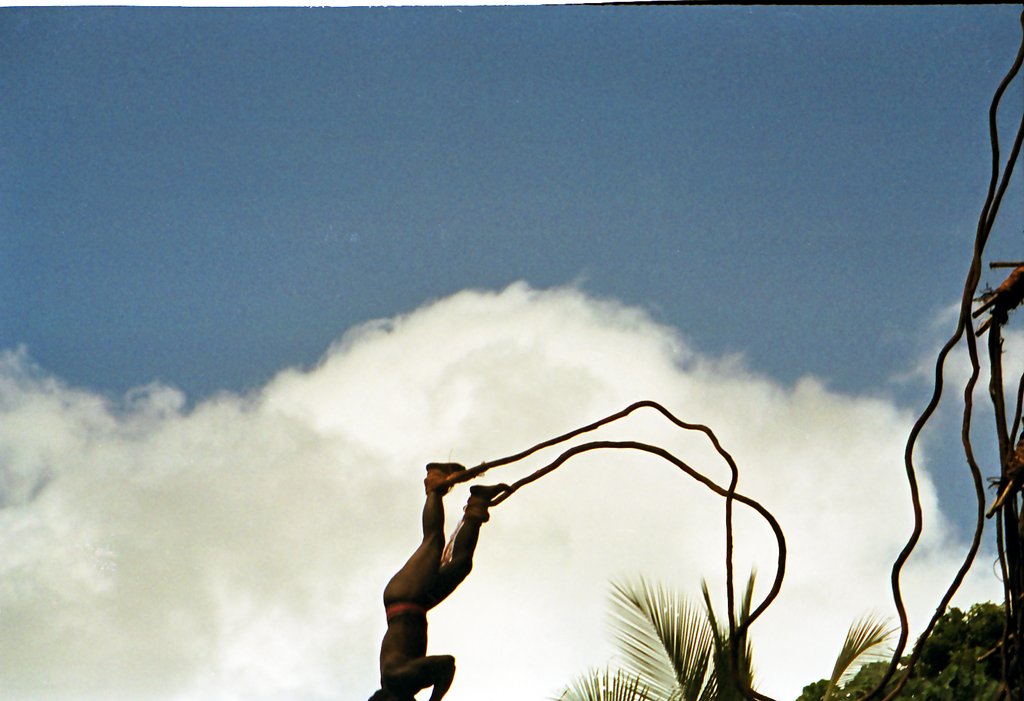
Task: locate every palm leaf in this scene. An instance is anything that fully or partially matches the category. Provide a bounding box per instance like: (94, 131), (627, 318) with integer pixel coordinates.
(609, 577), (715, 701)
(559, 668), (654, 701)
(700, 572), (757, 701)
(820, 614), (895, 701)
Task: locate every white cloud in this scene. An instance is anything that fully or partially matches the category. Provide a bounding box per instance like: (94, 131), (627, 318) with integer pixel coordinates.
(896, 300), (1024, 498)
(0, 284), (1002, 701)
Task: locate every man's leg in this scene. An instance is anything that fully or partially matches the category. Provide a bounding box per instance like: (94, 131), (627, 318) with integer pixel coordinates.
(430, 483), (508, 605)
(383, 468), (459, 604)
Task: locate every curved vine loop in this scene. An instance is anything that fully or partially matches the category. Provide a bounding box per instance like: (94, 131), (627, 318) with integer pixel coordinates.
(445, 400), (783, 701)
(865, 11), (1024, 700)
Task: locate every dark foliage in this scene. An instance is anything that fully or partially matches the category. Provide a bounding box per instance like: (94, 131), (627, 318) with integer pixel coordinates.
(795, 603), (1015, 700)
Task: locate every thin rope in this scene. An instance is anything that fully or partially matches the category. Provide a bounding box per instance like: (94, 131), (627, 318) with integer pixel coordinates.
(446, 400), (745, 633)
(868, 12), (1024, 698)
(446, 400), (780, 701)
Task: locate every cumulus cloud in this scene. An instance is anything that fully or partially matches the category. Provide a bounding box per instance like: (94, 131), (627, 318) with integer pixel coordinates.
(897, 300), (1024, 492)
(0, 284), (1001, 701)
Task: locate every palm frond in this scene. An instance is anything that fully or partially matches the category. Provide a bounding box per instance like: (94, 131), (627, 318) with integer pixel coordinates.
(558, 668), (654, 701)
(610, 577), (715, 701)
(700, 572), (757, 701)
(821, 613), (895, 701)
(695, 670), (719, 701)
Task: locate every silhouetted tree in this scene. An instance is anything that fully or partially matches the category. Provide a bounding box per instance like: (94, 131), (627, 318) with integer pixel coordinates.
(557, 574), (758, 701)
(796, 602), (1010, 700)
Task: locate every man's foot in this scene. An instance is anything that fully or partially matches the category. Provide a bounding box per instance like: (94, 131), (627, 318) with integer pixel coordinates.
(463, 483), (510, 522)
(424, 462), (466, 494)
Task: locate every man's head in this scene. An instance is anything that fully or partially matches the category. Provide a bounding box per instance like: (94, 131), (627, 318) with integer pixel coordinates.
(369, 689), (418, 701)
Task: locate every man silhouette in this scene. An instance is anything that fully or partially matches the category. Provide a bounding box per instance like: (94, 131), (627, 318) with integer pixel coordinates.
(369, 463), (508, 701)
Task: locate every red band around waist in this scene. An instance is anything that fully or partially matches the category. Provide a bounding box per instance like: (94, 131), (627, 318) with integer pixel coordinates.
(386, 602), (427, 621)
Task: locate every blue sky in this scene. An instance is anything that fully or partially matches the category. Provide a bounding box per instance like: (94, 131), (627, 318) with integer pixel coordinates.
(2, 7), (1023, 700)
(4, 6), (1021, 400)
